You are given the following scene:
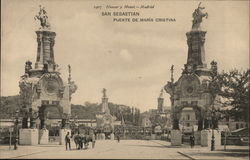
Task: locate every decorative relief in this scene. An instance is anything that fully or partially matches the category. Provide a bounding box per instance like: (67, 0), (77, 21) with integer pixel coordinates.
(41, 73), (64, 96)
(19, 75), (34, 107)
(179, 74), (200, 98)
(69, 81), (77, 100)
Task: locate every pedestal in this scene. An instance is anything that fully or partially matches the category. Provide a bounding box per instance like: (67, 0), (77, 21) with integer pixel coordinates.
(39, 129), (49, 144)
(96, 133), (100, 140)
(194, 131), (201, 145)
(171, 130), (182, 146)
(19, 128), (39, 145)
(101, 133), (105, 140)
(201, 129), (221, 147)
(110, 133), (114, 140)
(59, 129), (71, 145)
(151, 134), (156, 140)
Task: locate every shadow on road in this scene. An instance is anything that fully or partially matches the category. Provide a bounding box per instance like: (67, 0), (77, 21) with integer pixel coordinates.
(190, 152), (249, 158)
(128, 144), (168, 148)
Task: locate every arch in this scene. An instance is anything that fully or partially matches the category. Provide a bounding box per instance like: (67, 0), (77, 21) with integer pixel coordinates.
(236, 123), (239, 129)
(173, 104), (204, 130)
(240, 123), (244, 128)
(38, 104), (64, 129)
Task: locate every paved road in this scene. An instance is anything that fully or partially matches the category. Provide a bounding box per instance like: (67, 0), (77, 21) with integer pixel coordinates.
(0, 140), (189, 159)
(1, 140), (248, 159)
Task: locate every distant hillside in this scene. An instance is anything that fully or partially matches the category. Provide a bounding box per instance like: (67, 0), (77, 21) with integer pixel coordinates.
(0, 95), (21, 119)
(0, 95), (141, 125)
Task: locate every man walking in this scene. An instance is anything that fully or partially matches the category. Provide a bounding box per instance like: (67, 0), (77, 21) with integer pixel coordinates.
(65, 132), (71, 150)
(190, 135), (195, 148)
(117, 134), (120, 143)
(91, 133), (96, 148)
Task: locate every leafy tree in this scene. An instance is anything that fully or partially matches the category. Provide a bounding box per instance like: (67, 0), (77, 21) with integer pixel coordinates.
(218, 69), (249, 122)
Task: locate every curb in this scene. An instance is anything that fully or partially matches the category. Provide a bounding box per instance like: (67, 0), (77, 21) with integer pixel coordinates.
(177, 151), (196, 160)
(8, 150), (48, 159)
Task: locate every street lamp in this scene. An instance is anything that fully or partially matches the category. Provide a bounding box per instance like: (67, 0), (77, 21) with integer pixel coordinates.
(211, 109), (215, 151)
(14, 109), (19, 150)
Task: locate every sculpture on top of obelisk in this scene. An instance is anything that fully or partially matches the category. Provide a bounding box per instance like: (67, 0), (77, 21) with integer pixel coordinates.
(192, 2), (208, 30)
(34, 5), (51, 30)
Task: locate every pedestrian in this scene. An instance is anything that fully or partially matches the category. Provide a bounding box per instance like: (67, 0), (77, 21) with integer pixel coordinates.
(91, 133), (96, 148)
(13, 135), (18, 150)
(190, 135), (195, 148)
(65, 132), (71, 150)
(117, 134), (120, 143)
(79, 133), (85, 149)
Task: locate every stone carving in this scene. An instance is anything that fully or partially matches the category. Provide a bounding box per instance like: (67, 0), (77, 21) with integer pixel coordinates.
(42, 73), (64, 96)
(210, 60), (218, 76)
(102, 88), (107, 98)
(69, 81), (77, 95)
(19, 75), (33, 107)
(61, 113), (70, 129)
(159, 89), (164, 98)
(164, 65), (175, 96)
(192, 2), (208, 30)
(29, 110), (39, 129)
(36, 83), (42, 98)
(164, 82), (175, 96)
(34, 5), (50, 30)
(68, 65), (77, 100)
(25, 61), (32, 74)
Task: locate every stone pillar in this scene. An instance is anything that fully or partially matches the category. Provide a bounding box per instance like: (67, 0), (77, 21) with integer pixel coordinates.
(186, 30), (207, 68)
(19, 128), (39, 145)
(151, 134), (156, 140)
(171, 130), (182, 146)
(35, 31), (56, 70)
(59, 129), (71, 145)
(100, 133), (105, 140)
(201, 129), (221, 148)
(194, 131), (201, 145)
(110, 133), (115, 140)
(39, 129), (49, 144)
(158, 97), (164, 113)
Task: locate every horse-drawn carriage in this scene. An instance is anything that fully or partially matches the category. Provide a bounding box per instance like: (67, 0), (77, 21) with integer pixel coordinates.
(72, 125), (96, 150)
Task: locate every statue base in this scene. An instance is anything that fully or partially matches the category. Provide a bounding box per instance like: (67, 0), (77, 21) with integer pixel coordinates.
(59, 129), (71, 145)
(110, 133), (115, 140)
(101, 133), (105, 140)
(96, 133), (106, 140)
(201, 129), (221, 148)
(39, 129), (49, 144)
(171, 130), (182, 146)
(194, 131), (201, 145)
(19, 128), (39, 145)
(151, 134), (156, 140)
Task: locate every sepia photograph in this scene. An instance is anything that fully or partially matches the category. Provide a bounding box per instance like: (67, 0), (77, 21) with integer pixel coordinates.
(0, 0), (249, 159)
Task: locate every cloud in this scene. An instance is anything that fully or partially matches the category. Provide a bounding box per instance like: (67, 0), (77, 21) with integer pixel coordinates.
(119, 49), (133, 62)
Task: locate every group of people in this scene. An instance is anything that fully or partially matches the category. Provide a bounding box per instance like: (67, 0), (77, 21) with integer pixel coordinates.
(65, 131), (96, 151)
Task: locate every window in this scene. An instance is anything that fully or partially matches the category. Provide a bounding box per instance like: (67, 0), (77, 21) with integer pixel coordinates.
(236, 123), (239, 129)
(187, 115), (190, 120)
(187, 123), (190, 127)
(240, 124), (244, 128)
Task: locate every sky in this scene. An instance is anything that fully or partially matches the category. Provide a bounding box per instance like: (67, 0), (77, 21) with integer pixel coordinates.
(1, 0), (249, 112)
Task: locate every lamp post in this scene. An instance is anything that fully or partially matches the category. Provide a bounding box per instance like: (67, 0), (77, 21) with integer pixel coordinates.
(14, 109), (19, 150)
(211, 109), (215, 151)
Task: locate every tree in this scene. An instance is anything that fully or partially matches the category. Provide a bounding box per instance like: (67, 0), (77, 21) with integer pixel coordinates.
(218, 69), (249, 122)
